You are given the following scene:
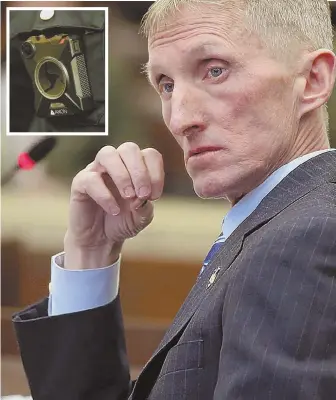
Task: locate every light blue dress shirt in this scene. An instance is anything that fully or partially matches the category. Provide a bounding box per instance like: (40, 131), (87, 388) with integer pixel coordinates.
(49, 149), (334, 316)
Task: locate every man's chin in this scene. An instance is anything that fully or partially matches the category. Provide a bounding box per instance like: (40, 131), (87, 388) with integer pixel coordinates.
(193, 179), (228, 200)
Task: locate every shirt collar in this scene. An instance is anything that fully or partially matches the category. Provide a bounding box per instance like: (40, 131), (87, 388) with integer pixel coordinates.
(222, 149), (335, 240)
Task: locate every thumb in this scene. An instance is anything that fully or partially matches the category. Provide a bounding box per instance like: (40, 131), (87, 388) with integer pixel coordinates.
(131, 198), (154, 220)
(133, 199), (154, 230)
(136, 199), (154, 215)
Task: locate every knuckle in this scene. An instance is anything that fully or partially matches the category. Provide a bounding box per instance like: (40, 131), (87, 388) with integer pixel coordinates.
(71, 170), (86, 189)
(96, 145), (116, 161)
(142, 148), (163, 161)
(72, 171), (96, 192)
(84, 161), (95, 171)
(73, 171), (112, 204)
(117, 142), (139, 153)
(85, 171), (99, 185)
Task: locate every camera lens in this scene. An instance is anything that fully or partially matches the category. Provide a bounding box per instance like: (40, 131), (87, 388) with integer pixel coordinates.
(21, 42), (35, 58)
(35, 59), (67, 100)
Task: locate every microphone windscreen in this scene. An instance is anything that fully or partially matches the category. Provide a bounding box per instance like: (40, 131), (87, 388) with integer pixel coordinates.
(28, 137), (57, 163)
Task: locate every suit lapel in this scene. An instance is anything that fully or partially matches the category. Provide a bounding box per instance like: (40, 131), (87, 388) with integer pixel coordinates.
(155, 150), (335, 351)
(131, 150), (336, 397)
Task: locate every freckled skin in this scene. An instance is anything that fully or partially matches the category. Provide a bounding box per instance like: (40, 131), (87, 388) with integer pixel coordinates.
(147, 6), (330, 203)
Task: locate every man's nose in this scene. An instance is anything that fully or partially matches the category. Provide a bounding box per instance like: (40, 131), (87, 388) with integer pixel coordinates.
(169, 87), (206, 137)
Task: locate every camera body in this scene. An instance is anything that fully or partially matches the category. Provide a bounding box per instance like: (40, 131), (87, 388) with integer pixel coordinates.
(21, 33), (94, 118)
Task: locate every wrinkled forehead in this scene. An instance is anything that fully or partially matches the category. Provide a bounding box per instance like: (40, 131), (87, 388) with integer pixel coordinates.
(148, 3), (245, 49)
(146, 5), (258, 81)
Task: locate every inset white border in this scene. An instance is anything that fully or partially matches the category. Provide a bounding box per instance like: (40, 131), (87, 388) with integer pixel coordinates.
(6, 6), (109, 136)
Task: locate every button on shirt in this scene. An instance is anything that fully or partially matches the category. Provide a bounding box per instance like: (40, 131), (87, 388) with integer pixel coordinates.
(48, 149), (335, 316)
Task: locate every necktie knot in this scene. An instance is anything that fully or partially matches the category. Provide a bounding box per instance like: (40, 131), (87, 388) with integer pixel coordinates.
(199, 235), (225, 276)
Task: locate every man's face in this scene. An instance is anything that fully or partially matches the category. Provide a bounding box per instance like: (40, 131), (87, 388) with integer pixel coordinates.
(147, 5), (300, 202)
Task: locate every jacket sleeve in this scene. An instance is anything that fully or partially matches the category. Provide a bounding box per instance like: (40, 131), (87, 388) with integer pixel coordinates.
(12, 295), (133, 400)
(213, 214), (336, 400)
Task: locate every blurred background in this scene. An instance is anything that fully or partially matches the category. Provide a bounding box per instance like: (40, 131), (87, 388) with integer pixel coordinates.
(1, 1), (336, 396)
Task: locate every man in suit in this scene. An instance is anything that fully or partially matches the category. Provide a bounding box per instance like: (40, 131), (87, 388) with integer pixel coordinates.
(13, 0), (336, 399)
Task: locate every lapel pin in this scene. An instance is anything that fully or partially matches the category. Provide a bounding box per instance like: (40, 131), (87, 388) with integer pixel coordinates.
(207, 267), (221, 288)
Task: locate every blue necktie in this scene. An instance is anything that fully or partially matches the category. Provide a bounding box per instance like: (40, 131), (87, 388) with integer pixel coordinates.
(199, 234), (225, 276)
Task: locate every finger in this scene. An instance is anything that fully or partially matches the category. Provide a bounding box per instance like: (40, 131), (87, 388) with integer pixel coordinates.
(117, 142), (152, 200)
(132, 198), (154, 221)
(131, 197), (150, 211)
(73, 170), (121, 215)
(141, 148), (165, 201)
(94, 145), (136, 200)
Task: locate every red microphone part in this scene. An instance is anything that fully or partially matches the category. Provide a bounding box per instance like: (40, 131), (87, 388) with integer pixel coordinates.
(17, 152), (36, 170)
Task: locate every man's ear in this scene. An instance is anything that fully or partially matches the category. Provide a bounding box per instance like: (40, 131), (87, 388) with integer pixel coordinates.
(298, 49), (336, 118)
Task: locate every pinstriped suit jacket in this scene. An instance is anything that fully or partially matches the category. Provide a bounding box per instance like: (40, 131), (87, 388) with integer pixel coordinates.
(13, 150), (336, 400)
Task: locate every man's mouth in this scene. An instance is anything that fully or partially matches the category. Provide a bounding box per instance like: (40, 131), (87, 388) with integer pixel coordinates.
(187, 146), (224, 159)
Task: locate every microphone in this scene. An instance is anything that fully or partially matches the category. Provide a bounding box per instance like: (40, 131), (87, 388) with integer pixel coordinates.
(1, 137), (57, 187)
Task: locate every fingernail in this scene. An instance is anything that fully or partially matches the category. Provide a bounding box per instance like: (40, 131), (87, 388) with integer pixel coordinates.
(138, 186), (150, 198)
(135, 200), (148, 210)
(124, 186), (135, 198)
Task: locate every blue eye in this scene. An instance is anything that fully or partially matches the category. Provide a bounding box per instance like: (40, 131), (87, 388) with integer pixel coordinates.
(209, 67), (223, 78)
(162, 82), (174, 93)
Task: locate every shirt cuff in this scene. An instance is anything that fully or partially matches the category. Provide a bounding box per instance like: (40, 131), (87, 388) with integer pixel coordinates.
(48, 252), (121, 316)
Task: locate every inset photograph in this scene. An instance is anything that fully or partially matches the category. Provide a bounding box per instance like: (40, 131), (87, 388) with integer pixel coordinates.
(6, 5), (108, 135)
